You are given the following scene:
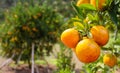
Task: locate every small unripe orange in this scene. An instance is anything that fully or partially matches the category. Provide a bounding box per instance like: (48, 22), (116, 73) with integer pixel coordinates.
(103, 54), (117, 67)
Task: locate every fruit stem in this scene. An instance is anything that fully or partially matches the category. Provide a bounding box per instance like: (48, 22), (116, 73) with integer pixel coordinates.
(114, 26), (118, 40)
(98, 12), (104, 25)
(84, 22), (90, 37)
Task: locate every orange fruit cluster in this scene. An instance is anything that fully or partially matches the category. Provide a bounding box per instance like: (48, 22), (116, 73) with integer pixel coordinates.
(60, 0), (117, 67)
(76, 0), (106, 10)
(60, 25), (112, 64)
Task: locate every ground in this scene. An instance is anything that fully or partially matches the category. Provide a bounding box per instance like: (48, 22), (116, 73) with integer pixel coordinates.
(0, 64), (56, 73)
(0, 56), (57, 73)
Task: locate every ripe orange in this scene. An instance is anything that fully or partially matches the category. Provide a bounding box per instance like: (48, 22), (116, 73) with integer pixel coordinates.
(103, 54), (117, 67)
(90, 25), (109, 46)
(10, 37), (18, 42)
(90, 0), (106, 10)
(77, 0), (90, 6)
(7, 31), (12, 35)
(75, 37), (100, 63)
(22, 25), (30, 31)
(61, 28), (80, 48)
(32, 27), (38, 32)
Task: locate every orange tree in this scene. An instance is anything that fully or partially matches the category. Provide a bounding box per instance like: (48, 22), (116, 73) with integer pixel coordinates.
(0, 1), (64, 67)
(61, 0), (120, 72)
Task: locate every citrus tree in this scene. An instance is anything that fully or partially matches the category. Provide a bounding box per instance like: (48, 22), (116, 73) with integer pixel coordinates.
(0, 1), (64, 67)
(61, 0), (120, 72)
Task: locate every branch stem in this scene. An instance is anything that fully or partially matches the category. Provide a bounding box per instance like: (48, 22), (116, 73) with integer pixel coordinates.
(31, 43), (35, 73)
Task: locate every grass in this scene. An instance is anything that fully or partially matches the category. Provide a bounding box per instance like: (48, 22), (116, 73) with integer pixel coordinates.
(8, 57), (57, 68)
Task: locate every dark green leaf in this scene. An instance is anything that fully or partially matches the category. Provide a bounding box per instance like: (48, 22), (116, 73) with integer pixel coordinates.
(108, 0), (119, 26)
(108, 10), (118, 25)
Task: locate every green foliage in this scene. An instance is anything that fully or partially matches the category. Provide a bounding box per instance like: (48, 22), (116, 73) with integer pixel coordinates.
(107, 0), (120, 25)
(56, 68), (75, 73)
(43, 0), (75, 18)
(54, 44), (75, 73)
(0, 1), (64, 63)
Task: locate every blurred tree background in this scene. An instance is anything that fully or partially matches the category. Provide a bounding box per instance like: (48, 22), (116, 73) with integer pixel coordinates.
(0, 0), (75, 19)
(0, 0), (77, 73)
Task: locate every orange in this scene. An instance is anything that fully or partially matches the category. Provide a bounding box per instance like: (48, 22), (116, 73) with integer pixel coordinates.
(22, 25), (30, 31)
(32, 27), (38, 32)
(75, 37), (100, 63)
(10, 37), (18, 42)
(7, 31), (12, 35)
(90, 0), (106, 10)
(90, 25), (109, 46)
(77, 0), (90, 6)
(103, 54), (117, 67)
(61, 28), (80, 48)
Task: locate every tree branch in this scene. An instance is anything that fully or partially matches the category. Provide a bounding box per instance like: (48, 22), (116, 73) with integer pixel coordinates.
(31, 43), (35, 73)
(0, 54), (15, 69)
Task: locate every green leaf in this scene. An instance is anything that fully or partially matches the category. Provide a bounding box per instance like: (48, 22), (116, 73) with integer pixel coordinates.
(78, 4), (96, 11)
(74, 22), (84, 31)
(71, 1), (84, 19)
(106, 0), (113, 6)
(71, 18), (82, 22)
(108, 0), (119, 26)
(108, 10), (118, 25)
(87, 14), (95, 20)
